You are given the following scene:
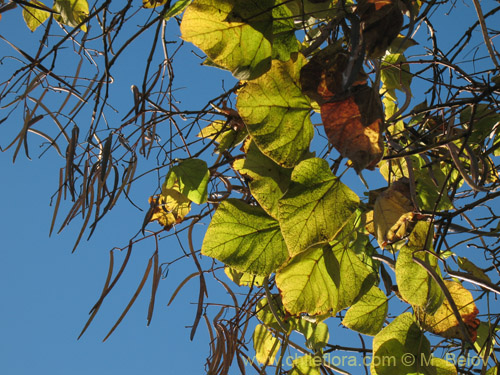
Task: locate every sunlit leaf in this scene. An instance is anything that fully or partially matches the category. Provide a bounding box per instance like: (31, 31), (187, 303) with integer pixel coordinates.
(53, 0), (89, 32)
(23, 1), (50, 31)
(256, 295), (291, 332)
(474, 321), (497, 358)
(225, 267), (265, 287)
(201, 199), (288, 276)
(342, 285), (388, 336)
(395, 221), (444, 313)
(278, 158), (359, 257)
(197, 120), (247, 153)
(289, 355), (321, 375)
(237, 53), (314, 168)
(271, 1), (300, 61)
(295, 319), (329, 351)
(233, 140), (291, 219)
(372, 313), (457, 375)
(381, 53), (412, 93)
(143, 0), (169, 8)
(148, 190), (191, 230)
(457, 257), (491, 283)
(253, 324), (280, 365)
(276, 246), (339, 316)
(163, 158), (209, 204)
(180, 0), (273, 79)
(415, 280), (480, 342)
(373, 178), (414, 248)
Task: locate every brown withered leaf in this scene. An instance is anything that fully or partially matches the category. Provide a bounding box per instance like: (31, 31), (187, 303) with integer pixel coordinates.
(300, 44), (368, 104)
(373, 179), (415, 248)
(148, 189), (191, 230)
(357, 0), (404, 58)
(415, 280), (480, 342)
(321, 85), (384, 172)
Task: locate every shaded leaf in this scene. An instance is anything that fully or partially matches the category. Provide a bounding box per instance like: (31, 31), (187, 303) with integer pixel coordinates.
(257, 295), (291, 332)
(180, 0), (273, 79)
(295, 320), (329, 351)
(415, 280), (480, 342)
(163, 158), (209, 204)
(457, 257), (491, 283)
(198, 120), (247, 153)
(278, 158), (359, 257)
(272, 1), (300, 61)
(342, 285), (388, 336)
(23, 1), (50, 31)
(253, 324), (280, 365)
(53, 0), (89, 32)
(233, 140), (291, 219)
(237, 53), (314, 167)
(164, 0), (192, 20)
(201, 199), (288, 276)
(381, 53), (412, 93)
(143, 0), (169, 8)
(321, 85), (384, 172)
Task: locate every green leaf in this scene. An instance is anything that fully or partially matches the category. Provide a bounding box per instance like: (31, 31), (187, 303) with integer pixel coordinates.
(372, 313), (457, 375)
(257, 295), (291, 332)
(333, 241), (377, 311)
(271, 1), (299, 61)
(233, 140), (291, 219)
(457, 257), (491, 283)
(237, 53), (314, 168)
(53, 0), (89, 32)
(201, 199), (288, 276)
(474, 321), (498, 358)
(225, 267), (265, 287)
(197, 120), (247, 153)
(143, 0), (169, 8)
(395, 222), (444, 313)
(381, 53), (412, 93)
(253, 324), (280, 365)
(23, 1), (50, 31)
(276, 246), (339, 316)
(460, 104), (500, 145)
(163, 158), (209, 204)
(289, 355), (321, 375)
(342, 285), (388, 336)
(164, 0), (192, 20)
(278, 158), (359, 256)
(295, 320), (329, 351)
(180, 0), (273, 80)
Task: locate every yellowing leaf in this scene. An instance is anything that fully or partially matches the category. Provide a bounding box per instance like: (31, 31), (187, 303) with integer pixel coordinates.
(163, 159), (209, 204)
(225, 267), (265, 287)
(373, 178), (414, 248)
(163, 0), (192, 20)
(253, 324), (280, 365)
(372, 313), (457, 375)
(180, 0), (273, 80)
(415, 280), (480, 342)
(237, 53), (314, 167)
(23, 1), (50, 31)
(457, 257), (491, 283)
(197, 119), (246, 153)
(53, 0), (89, 32)
(289, 355), (321, 375)
(148, 190), (191, 230)
(143, 0), (169, 8)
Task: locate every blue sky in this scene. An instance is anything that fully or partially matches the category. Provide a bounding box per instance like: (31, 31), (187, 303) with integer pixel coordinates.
(1, 1), (498, 375)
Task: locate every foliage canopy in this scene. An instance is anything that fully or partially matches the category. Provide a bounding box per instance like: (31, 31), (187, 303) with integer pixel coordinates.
(1, 0), (500, 374)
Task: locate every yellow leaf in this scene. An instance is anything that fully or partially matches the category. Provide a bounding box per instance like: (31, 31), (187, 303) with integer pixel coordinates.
(148, 184), (191, 230)
(143, 0), (169, 8)
(415, 280), (480, 342)
(373, 178), (414, 248)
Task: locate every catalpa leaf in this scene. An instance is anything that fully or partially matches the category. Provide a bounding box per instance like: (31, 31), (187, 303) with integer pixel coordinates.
(342, 285), (388, 336)
(295, 319), (329, 351)
(372, 313), (457, 375)
(278, 158), (359, 257)
(180, 0), (273, 80)
(289, 355), (321, 375)
(163, 0), (192, 20)
(256, 295), (291, 332)
(23, 1), (50, 31)
(395, 221), (444, 314)
(201, 199), (288, 276)
(53, 0), (89, 32)
(271, 1), (299, 61)
(225, 267), (265, 287)
(233, 140), (291, 219)
(253, 324), (280, 365)
(237, 53), (314, 168)
(276, 246), (339, 316)
(415, 280), (480, 342)
(163, 158), (209, 204)
(198, 120), (247, 153)
(148, 190), (191, 230)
